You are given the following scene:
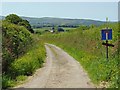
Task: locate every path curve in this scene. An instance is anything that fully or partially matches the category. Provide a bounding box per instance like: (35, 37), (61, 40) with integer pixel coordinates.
(15, 44), (95, 88)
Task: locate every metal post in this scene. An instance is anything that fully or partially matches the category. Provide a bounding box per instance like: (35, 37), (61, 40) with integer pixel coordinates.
(106, 17), (109, 61)
(106, 40), (108, 60)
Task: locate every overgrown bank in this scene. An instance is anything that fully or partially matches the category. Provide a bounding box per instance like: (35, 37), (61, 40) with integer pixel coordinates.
(40, 23), (119, 88)
(2, 40), (46, 89)
(2, 14), (46, 89)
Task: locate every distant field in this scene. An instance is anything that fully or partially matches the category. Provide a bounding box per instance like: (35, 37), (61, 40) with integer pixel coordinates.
(62, 27), (76, 31)
(33, 27), (77, 33)
(39, 22), (119, 88)
(33, 27), (51, 34)
(33, 27), (51, 32)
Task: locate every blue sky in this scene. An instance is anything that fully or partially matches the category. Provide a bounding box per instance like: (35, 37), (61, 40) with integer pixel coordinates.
(2, 2), (118, 21)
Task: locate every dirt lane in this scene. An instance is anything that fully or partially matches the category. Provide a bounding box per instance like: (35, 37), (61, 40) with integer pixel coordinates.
(15, 44), (95, 88)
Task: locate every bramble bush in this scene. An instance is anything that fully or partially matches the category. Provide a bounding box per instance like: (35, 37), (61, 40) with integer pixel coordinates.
(9, 42), (45, 77)
(2, 21), (33, 72)
(2, 38), (46, 89)
(2, 14), (46, 89)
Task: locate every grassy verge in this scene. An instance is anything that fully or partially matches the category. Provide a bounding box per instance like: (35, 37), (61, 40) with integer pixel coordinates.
(54, 45), (119, 88)
(39, 23), (119, 88)
(2, 38), (46, 89)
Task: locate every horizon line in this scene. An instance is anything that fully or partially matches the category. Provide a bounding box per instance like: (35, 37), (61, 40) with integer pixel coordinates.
(0, 15), (117, 22)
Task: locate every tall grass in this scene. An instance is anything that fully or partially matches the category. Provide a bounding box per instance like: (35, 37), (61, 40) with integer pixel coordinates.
(40, 23), (119, 88)
(2, 39), (46, 89)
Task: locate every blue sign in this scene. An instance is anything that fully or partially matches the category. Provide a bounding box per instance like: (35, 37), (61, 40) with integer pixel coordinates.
(101, 29), (112, 40)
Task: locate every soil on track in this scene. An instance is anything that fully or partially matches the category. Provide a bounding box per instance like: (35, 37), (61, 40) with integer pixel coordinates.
(15, 44), (95, 88)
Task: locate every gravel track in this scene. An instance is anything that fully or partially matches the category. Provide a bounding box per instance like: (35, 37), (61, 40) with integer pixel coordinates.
(15, 44), (95, 88)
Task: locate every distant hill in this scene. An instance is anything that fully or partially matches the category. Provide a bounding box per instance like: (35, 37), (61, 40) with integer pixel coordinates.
(21, 17), (106, 27)
(0, 16), (106, 27)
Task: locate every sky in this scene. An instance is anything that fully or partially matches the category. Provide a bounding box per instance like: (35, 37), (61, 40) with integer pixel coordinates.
(1, 2), (118, 21)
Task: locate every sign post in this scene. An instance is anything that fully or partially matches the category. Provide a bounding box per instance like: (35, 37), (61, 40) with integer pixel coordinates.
(101, 29), (114, 60)
(106, 40), (108, 60)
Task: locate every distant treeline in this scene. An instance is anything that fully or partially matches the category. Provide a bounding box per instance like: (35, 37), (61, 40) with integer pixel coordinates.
(20, 17), (106, 28)
(1, 16), (107, 29)
(32, 24), (79, 28)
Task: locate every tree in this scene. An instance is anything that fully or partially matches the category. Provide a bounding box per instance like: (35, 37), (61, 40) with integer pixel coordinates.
(90, 24), (96, 28)
(58, 27), (64, 32)
(79, 25), (90, 30)
(5, 14), (34, 33)
(5, 14), (22, 24)
(2, 21), (32, 72)
(18, 20), (34, 33)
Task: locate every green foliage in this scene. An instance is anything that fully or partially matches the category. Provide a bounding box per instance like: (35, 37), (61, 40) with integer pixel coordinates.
(2, 14), (46, 89)
(2, 74), (15, 89)
(2, 41), (46, 89)
(5, 14), (22, 24)
(35, 30), (42, 35)
(90, 24), (96, 28)
(16, 75), (27, 83)
(18, 20), (34, 33)
(78, 25), (90, 30)
(2, 21), (33, 72)
(10, 42), (45, 77)
(33, 28), (50, 35)
(5, 14), (34, 33)
(40, 22), (119, 88)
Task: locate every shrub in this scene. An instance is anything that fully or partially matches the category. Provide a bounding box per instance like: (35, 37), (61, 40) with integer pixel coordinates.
(5, 14), (22, 24)
(9, 42), (45, 78)
(5, 14), (34, 33)
(2, 41), (46, 89)
(2, 74), (15, 89)
(2, 21), (32, 72)
(18, 20), (34, 33)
